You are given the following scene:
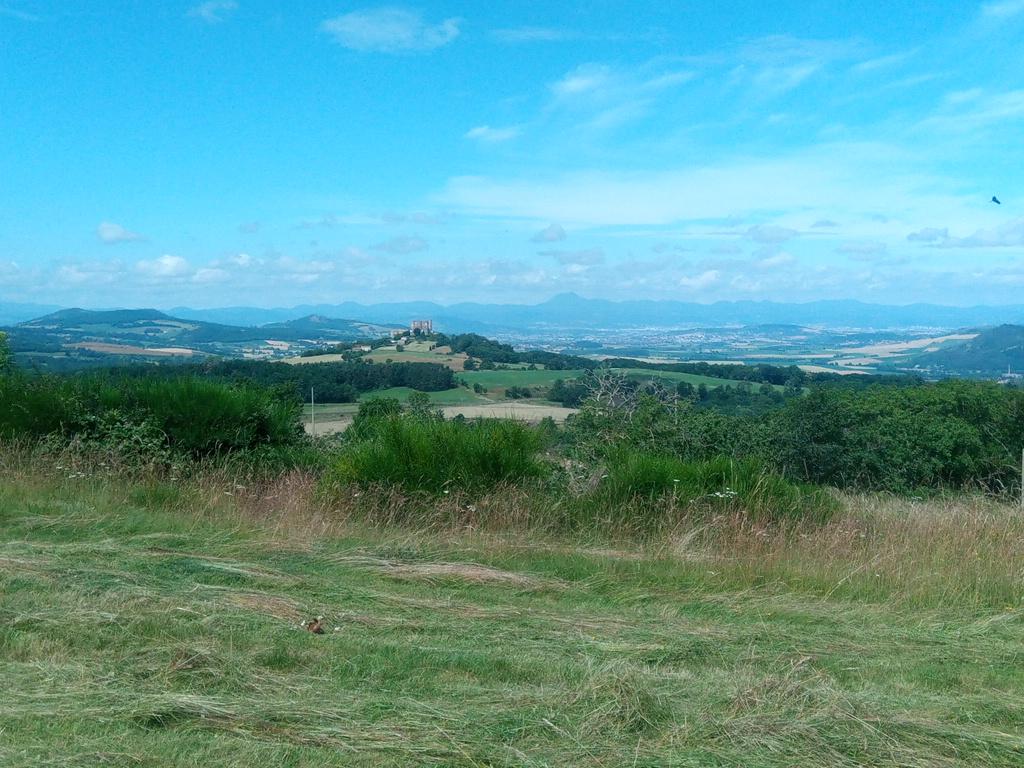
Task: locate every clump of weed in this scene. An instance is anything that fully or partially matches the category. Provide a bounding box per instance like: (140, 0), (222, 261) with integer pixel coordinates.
(331, 414), (548, 495)
(594, 451), (837, 526)
(572, 661), (673, 734)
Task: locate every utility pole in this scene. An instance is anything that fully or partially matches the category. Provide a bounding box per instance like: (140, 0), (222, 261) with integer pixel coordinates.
(311, 387), (316, 437)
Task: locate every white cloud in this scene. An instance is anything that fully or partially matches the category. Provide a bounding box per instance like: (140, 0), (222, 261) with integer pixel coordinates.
(187, 1), (238, 24)
(747, 224), (798, 244)
(851, 49), (916, 74)
(944, 88), (983, 106)
(97, 221), (145, 244)
(193, 268), (230, 284)
(321, 8), (460, 53)
(678, 269), (720, 289)
(980, 0), (1024, 19)
(756, 252), (796, 269)
(437, 142), (976, 231)
(940, 217), (1024, 248)
(919, 89), (1024, 133)
(57, 262), (123, 286)
(907, 227), (948, 243)
(371, 235), (429, 254)
(465, 125), (521, 143)
(651, 242), (693, 254)
(530, 223), (567, 243)
(136, 255), (192, 278)
(837, 241), (888, 255)
(492, 27), (572, 43)
(539, 248), (605, 266)
(0, 4), (40, 22)
(728, 35), (861, 98)
(551, 64), (615, 98)
(711, 243), (743, 255)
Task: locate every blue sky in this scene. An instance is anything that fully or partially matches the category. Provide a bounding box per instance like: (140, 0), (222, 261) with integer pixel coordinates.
(2, 0), (1024, 308)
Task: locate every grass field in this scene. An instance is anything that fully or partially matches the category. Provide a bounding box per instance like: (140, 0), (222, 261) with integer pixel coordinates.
(613, 367), (786, 390)
(362, 344), (469, 371)
(2, 461), (1023, 766)
(303, 389), (492, 434)
(459, 367), (780, 392)
(358, 386), (486, 405)
(458, 369), (588, 389)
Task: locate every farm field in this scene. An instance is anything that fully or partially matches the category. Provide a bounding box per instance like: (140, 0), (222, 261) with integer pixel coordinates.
(285, 353), (350, 365)
(439, 402), (577, 422)
(612, 367), (786, 390)
(2, 468), (1023, 767)
(362, 342), (469, 370)
(303, 388), (490, 434)
(457, 368), (588, 389)
(359, 386), (486, 406)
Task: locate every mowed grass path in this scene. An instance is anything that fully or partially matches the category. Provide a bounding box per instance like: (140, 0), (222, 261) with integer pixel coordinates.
(2, 474), (1023, 766)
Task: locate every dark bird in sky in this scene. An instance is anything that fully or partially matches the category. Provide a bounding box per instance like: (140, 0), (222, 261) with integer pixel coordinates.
(992, 196), (1002, 204)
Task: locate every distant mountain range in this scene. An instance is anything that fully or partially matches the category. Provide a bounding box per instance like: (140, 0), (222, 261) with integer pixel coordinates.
(6, 295), (1024, 335)
(6, 302), (1024, 379)
(166, 294), (1024, 333)
(4, 308), (400, 367)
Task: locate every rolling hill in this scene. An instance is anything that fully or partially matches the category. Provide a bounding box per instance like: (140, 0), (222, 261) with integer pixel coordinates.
(908, 324), (1024, 376)
(4, 308), (401, 368)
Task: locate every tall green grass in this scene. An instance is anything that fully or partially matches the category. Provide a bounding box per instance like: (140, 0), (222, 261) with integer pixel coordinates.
(0, 373), (302, 456)
(332, 415), (548, 493)
(595, 451), (837, 525)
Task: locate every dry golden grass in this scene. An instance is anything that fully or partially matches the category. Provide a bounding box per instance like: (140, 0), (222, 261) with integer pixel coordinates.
(2, 450), (1024, 766)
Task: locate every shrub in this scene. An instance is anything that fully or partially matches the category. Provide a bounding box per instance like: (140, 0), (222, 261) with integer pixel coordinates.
(596, 451), (836, 525)
(0, 373), (303, 457)
(767, 382), (1024, 493)
(332, 416), (548, 494)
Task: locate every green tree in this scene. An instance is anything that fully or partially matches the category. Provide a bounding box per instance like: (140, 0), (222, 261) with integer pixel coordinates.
(0, 331), (12, 374)
(406, 390), (441, 420)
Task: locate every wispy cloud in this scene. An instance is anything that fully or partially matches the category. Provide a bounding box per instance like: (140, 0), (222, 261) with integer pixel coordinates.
(746, 224), (798, 244)
(530, 223), (567, 243)
(907, 227), (949, 243)
(465, 125), (521, 143)
(755, 251), (796, 269)
(187, 1), (238, 24)
(136, 255), (192, 279)
(980, 0), (1024, 19)
(492, 26), (573, 43)
(939, 217), (1024, 248)
(437, 141), (970, 230)
(551, 64), (616, 99)
(0, 4), (40, 22)
(918, 89), (1024, 133)
(371, 235), (429, 254)
(837, 241), (888, 255)
(321, 8), (460, 53)
(678, 269), (720, 289)
(851, 49), (917, 74)
(545, 61), (697, 135)
(97, 222), (145, 244)
(539, 248), (605, 266)
(727, 35), (863, 98)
